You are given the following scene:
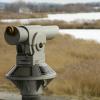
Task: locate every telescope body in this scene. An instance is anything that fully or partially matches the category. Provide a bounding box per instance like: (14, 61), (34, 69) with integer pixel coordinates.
(5, 25), (59, 45)
(4, 25), (59, 100)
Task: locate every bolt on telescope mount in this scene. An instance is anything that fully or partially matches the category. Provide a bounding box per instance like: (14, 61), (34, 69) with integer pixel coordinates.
(4, 25), (59, 100)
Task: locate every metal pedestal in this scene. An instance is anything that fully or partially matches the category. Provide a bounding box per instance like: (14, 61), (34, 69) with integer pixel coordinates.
(22, 95), (40, 100)
(4, 25), (58, 100)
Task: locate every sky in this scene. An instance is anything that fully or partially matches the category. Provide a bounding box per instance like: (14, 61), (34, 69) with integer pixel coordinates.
(0, 0), (100, 4)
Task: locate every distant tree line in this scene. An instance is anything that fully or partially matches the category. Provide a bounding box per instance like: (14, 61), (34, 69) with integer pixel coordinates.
(4, 2), (100, 13)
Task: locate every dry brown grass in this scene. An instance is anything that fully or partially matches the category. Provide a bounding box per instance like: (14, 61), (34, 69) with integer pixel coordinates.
(0, 24), (100, 97)
(30, 20), (100, 29)
(0, 11), (47, 19)
(45, 35), (100, 97)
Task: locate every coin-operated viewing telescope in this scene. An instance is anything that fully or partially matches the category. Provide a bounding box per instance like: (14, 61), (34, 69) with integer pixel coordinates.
(4, 25), (59, 100)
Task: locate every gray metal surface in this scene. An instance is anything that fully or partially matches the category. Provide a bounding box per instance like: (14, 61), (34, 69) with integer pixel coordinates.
(0, 92), (67, 100)
(4, 25), (59, 100)
(4, 25), (59, 45)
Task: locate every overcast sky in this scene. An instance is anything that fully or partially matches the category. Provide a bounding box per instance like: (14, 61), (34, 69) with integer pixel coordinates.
(0, 0), (100, 4)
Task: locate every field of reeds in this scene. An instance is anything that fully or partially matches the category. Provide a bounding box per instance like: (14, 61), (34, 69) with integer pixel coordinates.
(0, 11), (47, 19)
(30, 20), (100, 29)
(46, 35), (100, 97)
(0, 11), (100, 29)
(0, 12), (100, 100)
(0, 23), (100, 98)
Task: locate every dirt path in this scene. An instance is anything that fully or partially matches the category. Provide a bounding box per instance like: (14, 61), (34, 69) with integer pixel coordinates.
(0, 92), (100, 100)
(0, 92), (21, 100)
(0, 92), (68, 100)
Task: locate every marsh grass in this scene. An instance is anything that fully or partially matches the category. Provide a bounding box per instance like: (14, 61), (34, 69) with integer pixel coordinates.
(30, 20), (100, 29)
(45, 35), (100, 96)
(0, 25), (100, 97)
(0, 11), (47, 19)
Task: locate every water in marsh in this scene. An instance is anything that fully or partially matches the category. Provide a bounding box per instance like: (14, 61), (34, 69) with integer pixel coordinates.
(1, 12), (100, 43)
(59, 29), (100, 43)
(1, 12), (100, 24)
(48, 12), (100, 22)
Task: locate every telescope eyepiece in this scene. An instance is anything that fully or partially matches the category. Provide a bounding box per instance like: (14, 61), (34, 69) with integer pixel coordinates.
(6, 26), (17, 36)
(4, 25), (59, 45)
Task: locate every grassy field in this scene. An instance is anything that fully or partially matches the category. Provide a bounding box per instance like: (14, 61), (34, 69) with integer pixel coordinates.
(0, 11), (100, 29)
(0, 11), (100, 99)
(0, 11), (47, 19)
(1, 24), (100, 98)
(30, 20), (100, 29)
(45, 35), (100, 97)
